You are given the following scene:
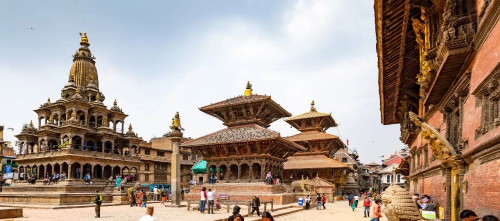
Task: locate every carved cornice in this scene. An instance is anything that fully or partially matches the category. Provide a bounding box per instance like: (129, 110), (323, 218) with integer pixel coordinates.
(409, 111), (459, 167)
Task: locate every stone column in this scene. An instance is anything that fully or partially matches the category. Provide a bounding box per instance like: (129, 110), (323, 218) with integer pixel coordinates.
(216, 165), (221, 183)
(169, 128), (183, 206)
(102, 142), (105, 153)
(237, 164), (241, 180)
(122, 121), (125, 134)
(102, 167), (105, 180)
(445, 168), (452, 219)
(51, 164), (55, 175)
(68, 163), (73, 179)
(80, 164), (84, 180)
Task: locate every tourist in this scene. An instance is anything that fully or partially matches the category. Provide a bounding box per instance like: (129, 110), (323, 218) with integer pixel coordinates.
(153, 186), (158, 201)
(266, 172), (272, 184)
(76, 167), (80, 179)
(43, 173), (50, 185)
(460, 210), (478, 221)
(167, 188), (171, 201)
(289, 174), (294, 185)
(130, 188), (137, 207)
(156, 187), (161, 202)
(214, 174), (218, 183)
(372, 199), (383, 221)
(84, 173), (92, 184)
(207, 188), (216, 214)
(305, 195), (311, 210)
(363, 195), (371, 217)
(261, 211), (275, 221)
(141, 190), (147, 208)
(209, 174), (214, 184)
(321, 193), (327, 209)
(482, 215), (500, 221)
(352, 194), (359, 211)
(195, 180), (199, 186)
(161, 188), (166, 205)
(93, 190), (102, 218)
(422, 196), (436, 211)
(61, 171), (67, 180)
(347, 192), (353, 207)
(138, 189), (143, 206)
(215, 199), (221, 211)
(275, 175), (281, 185)
(413, 193), (422, 209)
(138, 206), (156, 221)
(189, 179), (193, 186)
(53, 173), (60, 184)
(200, 187), (207, 214)
(228, 205), (244, 221)
(250, 195), (261, 216)
(315, 194), (322, 210)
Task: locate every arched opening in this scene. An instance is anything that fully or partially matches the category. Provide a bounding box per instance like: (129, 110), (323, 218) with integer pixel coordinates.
(130, 145), (137, 155)
(19, 142), (26, 154)
(46, 164), (52, 176)
(93, 164), (103, 179)
(39, 139), (46, 152)
(62, 163), (68, 176)
(220, 165), (228, 181)
(97, 141), (103, 152)
(240, 164), (250, 179)
(54, 163), (61, 174)
(89, 116), (96, 128)
(103, 165), (112, 179)
(77, 110), (85, 125)
(72, 136), (82, 149)
(32, 165), (37, 177)
(130, 167), (137, 181)
(66, 110), (73, 120)
(71, 162), (81, 179)
(122, 167), (129, 176)
(38, 165), (45, 179)
(52, 114), (59, 125)
(109, 121), (115, 131)
(114, 145), (122, 155)
(115, 121), (123, 133)
(87, 140), (95, 151)
(97, 116), (103, 127)
(104, 141), (112, 153)
(113, 166), (121, 178)
(26, 166), (31, 178)
(19, 166), (25, 180)
(229, 164), (238, 180)
(40, 116), (46, 126)
(209, 165), (217, 177)
(48, 139), (58, 150)
(60, 113), (66, 126)
(251, 163), (261, 180)
(83, 163), (92, 177)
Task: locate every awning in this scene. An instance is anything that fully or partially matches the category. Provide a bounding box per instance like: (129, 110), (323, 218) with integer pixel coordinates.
(192, 160), (207, 174)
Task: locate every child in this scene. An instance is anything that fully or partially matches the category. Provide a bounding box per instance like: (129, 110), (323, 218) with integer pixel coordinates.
(141, 190), (147, 208)
(215, 199), (221, 211)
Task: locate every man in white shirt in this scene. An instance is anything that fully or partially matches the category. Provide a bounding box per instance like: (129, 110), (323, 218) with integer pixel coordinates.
(354, 195), (360, 207)
(138, 206), (156, 221)
(206, 188), (216, 214)
(153, 186), (158, 201)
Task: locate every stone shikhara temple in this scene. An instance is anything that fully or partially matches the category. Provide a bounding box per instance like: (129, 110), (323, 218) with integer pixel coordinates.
(183, 83), (351, 204)
(376, 0), (500, 219)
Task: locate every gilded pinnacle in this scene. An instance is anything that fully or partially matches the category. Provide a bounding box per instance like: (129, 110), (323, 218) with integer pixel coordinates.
(243, 81), (252, 97)
(128, 123), (133, 130)
(310, 100), (317, 112)
(114, 99), (117, 106)
(29, 120), (33, 127)
(79, 32), (90, 46)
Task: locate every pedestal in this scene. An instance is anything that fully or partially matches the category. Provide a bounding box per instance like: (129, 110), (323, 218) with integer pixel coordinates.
(169, 131), (183, 206)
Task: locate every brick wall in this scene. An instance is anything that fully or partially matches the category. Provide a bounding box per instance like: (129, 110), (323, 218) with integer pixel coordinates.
(464, 160), (500, 216)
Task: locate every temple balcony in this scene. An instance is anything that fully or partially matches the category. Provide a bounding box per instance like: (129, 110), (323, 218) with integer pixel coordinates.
(15, 148), (142, 162)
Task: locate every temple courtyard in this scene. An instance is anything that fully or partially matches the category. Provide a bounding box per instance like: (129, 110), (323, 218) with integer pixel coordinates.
(3, 201), (388, 221)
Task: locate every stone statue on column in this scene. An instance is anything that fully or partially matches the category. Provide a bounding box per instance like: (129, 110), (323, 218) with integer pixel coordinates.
(168, 112), (184, 207)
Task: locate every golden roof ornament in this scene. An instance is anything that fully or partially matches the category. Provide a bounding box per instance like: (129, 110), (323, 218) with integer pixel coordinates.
(310, 100), (317, 112)
(75, 87), (81, 94)
(114, 99), (117, 106)
(48, 115), (54, 123)
(128, 123), (133, 130)
(243, 81), (252, 97)
(79, 32), (90, 46)
(29, 120), (33, 127)
(95, 93), (100, 100)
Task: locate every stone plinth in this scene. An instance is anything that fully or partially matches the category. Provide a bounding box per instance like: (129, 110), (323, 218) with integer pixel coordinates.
(0, 207), (23, 219)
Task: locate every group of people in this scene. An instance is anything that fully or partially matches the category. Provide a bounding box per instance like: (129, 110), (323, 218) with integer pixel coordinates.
(152, 186), (172, 205)
(189, 179), (200, 186)
(303, 194), (327, 210)
(227, 204), (275, 221)
(199, 187), (219, 214)
(128, 187), (148, 208)
(460, 209), (499, 221)
(43, 172), (63, 184)
(265, 172), (282, 185)
(27, 173), (37, 184)
(208, 174), (218, 184)
(346, 192), (383, 221)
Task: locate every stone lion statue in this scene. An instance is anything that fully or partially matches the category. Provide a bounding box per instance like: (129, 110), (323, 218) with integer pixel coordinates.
(381, 185), (422, 221)
(291, 178), (314, 193)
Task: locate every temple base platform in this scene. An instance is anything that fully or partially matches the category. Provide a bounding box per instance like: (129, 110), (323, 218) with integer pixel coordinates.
(184, 182), (297, 204)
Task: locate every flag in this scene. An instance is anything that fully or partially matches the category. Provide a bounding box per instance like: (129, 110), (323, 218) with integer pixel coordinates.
(346, 139), (349, 146)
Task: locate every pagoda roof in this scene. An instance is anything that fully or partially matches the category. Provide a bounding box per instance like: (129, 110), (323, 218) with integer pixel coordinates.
(201, 94), (269, 110)
(366, 161), (381, 166)
(285, 101), (338, 131)
(181, 124), (304, 151)
(284, 154), (352, 171)
(379, 163), (399, 174)
(286, 131), (338, 142)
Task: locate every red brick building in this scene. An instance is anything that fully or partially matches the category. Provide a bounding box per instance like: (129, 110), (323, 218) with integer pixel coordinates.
(375, 0), (500, 220)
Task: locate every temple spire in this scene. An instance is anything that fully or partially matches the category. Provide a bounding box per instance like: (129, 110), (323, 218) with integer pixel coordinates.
(128, 123), (133, 130)
(29, 120), (33, 127)
(79, 32), (90, 46)
(243, 81), (252, 97)
(310, 100), (317, 112)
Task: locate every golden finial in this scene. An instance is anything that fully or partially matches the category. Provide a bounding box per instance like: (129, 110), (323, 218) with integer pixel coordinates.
(310, 100), (317, 112)
(75, 87), (81, 94)
(79, 32), (90, 46)
(114, 99), (117, 106)
(128, 123), (133, 130)
(71, 112), (77, 118)
(95, 93), (100, 100)
(29, 120), (33, 127)
(243, 81), (252, 97)
(49, 115), (54, 122)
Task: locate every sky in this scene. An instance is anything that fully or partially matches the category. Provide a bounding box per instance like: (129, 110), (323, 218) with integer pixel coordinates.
(0, 0), (404, 164)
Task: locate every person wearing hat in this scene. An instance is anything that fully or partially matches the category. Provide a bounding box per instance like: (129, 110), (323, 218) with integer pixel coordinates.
(228, 205), (244, 221)
(93, 190), (103, 218)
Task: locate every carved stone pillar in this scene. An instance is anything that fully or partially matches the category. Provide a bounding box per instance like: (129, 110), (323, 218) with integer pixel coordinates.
(237, 164), (241, 180)
(445, 168), (452, 218)
(169, 129), (183, 206)
(80, 164), (84, 180)
(68, 163), (73, 179)
(102, 167), (105, 180)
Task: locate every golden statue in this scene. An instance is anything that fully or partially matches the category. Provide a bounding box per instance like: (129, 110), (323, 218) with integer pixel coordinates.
(95, 93), (100, 100)
(310, 100), (317, 112)
(48, 115), (54, 123)
(79, 32), (89, 46)
(29, 120), (34, 127)
(170, 112), (184, 131)
(243, 81), (252, 96)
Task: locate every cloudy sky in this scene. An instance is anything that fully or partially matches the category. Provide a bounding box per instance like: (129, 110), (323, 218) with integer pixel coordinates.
(0, 0), (403, 164)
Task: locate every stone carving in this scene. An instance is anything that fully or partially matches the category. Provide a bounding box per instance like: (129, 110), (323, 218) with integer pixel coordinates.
(381, 185), (422, 221)
(291, 177), (314, 193)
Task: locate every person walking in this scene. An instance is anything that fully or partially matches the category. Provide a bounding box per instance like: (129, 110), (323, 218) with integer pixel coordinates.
(153, 186), (158, 201)
(139, 206), (156, 221)
(200, 187), (207, 214)
(315, 194), (322, 210)
(363, 196), (371, 217)
(351, 194), (359, 211)
(321, 194), (327, 209)
(141, 190), (147, 208)
(266, 172), (272, 184)
(161, 188), (166, 205)
(347, 192), (353, 207)
(251, 196), (261, 216)
(305, 195), (311, 210)
(93, 190), (102, 218)
(289, 174), (294, 185)
(373, 199), (383, 221)
(207, 188), (216, 214)
(214, 174), (218, 184)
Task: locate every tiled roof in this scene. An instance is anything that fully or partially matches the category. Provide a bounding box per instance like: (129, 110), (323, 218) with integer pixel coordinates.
(366, 161), (381, 166)
(200, 95), (270, 110)
(181, 124), (296, 148)
(285, 111), (331, 121)
(286, 131), (338, 142)
(284, 155), (350, 170)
